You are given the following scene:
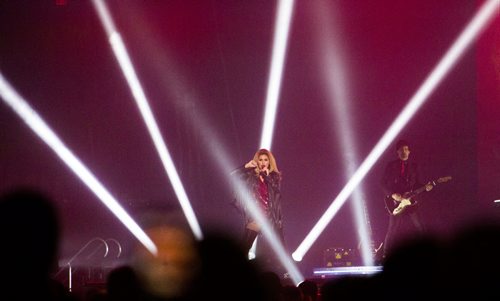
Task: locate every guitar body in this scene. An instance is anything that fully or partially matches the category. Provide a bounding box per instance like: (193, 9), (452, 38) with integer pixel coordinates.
(384, 194), (417, 216)
(384, 176), (452, 216)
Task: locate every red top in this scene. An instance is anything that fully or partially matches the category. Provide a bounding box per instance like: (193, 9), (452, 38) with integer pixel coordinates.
(257, 178), (269, 214)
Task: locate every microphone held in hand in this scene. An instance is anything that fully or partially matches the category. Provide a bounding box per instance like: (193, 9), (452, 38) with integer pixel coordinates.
(259, 168), (269, 177)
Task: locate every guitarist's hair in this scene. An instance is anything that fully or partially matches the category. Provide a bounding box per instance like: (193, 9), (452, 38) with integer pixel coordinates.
(395, 139), (409, 151)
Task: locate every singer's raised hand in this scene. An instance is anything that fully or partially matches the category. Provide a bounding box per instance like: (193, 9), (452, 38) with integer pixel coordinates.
(245, 160), (257, 169)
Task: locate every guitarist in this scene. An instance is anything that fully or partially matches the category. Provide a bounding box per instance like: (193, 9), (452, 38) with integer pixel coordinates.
(380, 139), (433, 259)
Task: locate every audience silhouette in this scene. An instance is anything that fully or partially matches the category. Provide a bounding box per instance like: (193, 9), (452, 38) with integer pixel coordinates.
(106, 265), (143, 301)
(320, 218), (500, 301)
(298, 280), (319, 301)
(2, 186), (499, 301)
(189, 231), (274, 301)
(0, 187), (74, 300)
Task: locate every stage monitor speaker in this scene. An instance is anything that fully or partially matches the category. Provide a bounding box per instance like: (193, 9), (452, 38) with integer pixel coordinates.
(323, 247), (356, 267)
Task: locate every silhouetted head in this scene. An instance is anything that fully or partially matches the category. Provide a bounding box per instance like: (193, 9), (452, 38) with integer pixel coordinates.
(298, 280), (319, 301)
(107, 265), (143, 301)
(190, 231), (270, 301)
(0, 188), (60, 277)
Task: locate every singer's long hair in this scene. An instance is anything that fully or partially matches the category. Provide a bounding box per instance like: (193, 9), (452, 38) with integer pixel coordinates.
(252, 149), (280, 175)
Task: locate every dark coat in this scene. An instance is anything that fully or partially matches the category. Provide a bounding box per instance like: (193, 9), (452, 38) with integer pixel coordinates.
(230, 165), (284, 240)
(381, 159), (424, 196)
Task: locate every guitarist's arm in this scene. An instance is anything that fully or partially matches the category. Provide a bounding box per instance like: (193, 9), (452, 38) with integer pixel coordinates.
(412, 161), (434, 193)
(381, 162), (403, 201)
(393, 182), (432, 201)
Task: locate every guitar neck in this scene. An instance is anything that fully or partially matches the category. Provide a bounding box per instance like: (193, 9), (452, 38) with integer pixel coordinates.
(406, 182), (433, 198)
(403, 176), (451, 199)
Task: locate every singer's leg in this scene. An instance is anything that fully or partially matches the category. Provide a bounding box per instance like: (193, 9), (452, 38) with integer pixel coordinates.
(242, 228), (259, 254)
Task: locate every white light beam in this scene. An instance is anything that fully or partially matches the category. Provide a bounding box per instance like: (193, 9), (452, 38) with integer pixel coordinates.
(92, 0), (203, 240)
(0, 73), (158, 255)
(260, 0), (295, 149)
(293, 0), (499, 260)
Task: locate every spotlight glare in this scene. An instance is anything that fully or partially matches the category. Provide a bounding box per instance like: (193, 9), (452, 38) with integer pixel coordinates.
(0, 73), (158, 256)
(293, 0), (499, 260)
(292, 253), (302, 262)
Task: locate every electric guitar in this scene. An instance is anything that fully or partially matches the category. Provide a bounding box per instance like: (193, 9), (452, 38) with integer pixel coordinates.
(384, 176), (452, 216)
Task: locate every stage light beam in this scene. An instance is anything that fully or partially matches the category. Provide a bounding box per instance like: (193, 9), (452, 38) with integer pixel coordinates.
(0, 73), (158, 256)
(92, 0), (203, 240)
(293, 0), (499, 261)
(112, 11), (304, 281)
(314, 0), (375, 266)
(156, 87), (304, 283)
(260, 0), (295, 150)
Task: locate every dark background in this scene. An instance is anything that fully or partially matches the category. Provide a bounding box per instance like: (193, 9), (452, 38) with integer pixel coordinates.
(1, 0), (498, 278)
